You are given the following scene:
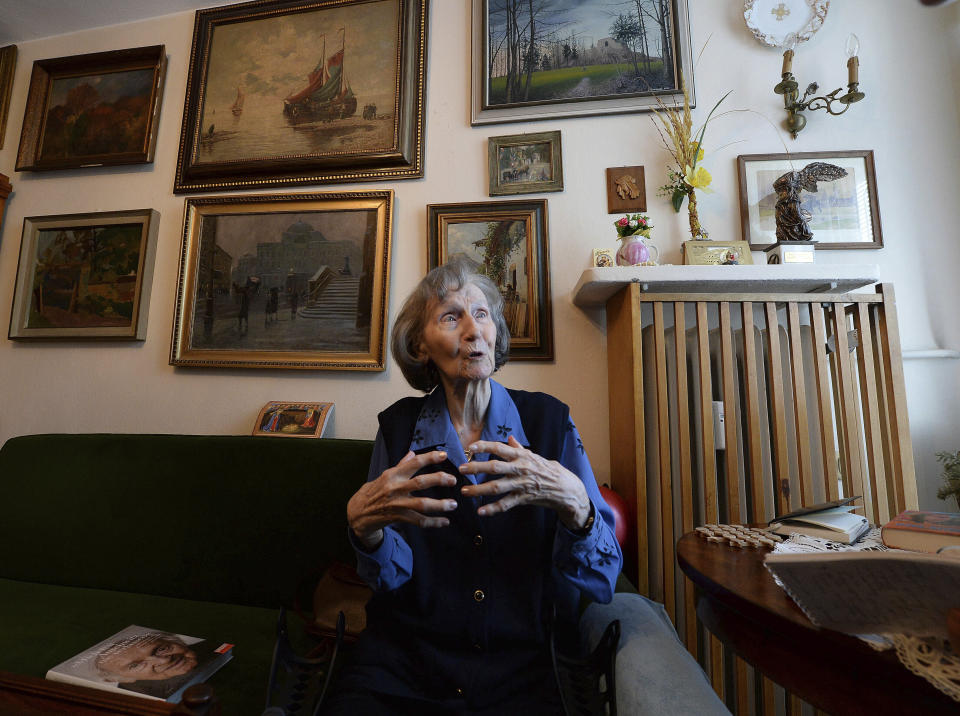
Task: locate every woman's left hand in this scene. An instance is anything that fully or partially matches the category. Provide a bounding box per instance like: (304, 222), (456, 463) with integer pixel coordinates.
(458, 436), (591, 531)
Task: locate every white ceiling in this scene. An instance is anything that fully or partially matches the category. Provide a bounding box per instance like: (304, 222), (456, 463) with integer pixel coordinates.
(0, 0), (237, 46)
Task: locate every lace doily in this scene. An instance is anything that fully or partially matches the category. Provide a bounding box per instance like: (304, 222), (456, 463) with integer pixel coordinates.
(771, 530), (960, 702)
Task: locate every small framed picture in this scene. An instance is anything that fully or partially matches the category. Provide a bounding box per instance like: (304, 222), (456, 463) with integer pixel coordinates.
(606, 166), (646, 213)
(8, 209), (160, 340)
(488, 131), (563, 196)
(737, 150), (883, 250)
(253, 402), (334, 438)
(683, 241), (754, 266)
(16, 45), (166, 171)
(592, 248), (615, 267)
(427, 199), (553, 361)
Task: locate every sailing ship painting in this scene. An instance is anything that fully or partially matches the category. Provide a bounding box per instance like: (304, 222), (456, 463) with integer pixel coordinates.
(283, 31), (357, 124)
(230, 87), (244, 116)
(194, 0), (399, 164)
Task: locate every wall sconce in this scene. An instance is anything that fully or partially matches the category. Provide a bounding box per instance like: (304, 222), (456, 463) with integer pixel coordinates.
(774, 34), (865, 138)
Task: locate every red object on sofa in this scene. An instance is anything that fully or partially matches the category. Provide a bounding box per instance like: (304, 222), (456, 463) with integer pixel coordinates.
(599, 484), (632, 549)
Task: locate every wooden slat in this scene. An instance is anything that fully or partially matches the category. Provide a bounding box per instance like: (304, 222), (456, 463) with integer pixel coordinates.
(605, 284), (648, 594)
(787, 302), (814, 505)
(831, 304), (867, 500)
(825, 308), (851, 496)
(652, 302), (676, 621)
(673, 303), (697, 654)
(741, 303), (766, 523)
(719, 303), (741, 523)
(876, 284), (919, 509)
(810, 304), (840, 501)
(854, 302), (889, 524)
(870, 302), (902, 517)
(764, 302), (792, 515)
(635, 290), (884, 304)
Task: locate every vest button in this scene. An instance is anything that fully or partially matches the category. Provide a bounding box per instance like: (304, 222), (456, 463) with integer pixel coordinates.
(473, 534), (483, 546)
(473, 589), (485, 602)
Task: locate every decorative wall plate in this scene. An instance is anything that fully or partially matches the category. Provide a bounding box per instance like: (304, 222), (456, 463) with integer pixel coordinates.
(744, 0), (829, 47)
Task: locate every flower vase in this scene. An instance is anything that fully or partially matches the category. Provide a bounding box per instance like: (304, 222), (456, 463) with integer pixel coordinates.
(616, 234), (658, 266)
(687, 191), (706, 240)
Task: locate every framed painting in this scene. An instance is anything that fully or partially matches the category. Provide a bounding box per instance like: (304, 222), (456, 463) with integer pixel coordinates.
(0, 45), (17, 150)
(173, 0), (428, 194)
(737, 150), (884, 250)
(253, 401), (334, 437)
(427, 199), (553, 361)
(170, 190), (393, 370)
(8, 209), (160, 340)
(15, 46), (166, 171)
(488, 130), (563, 196)
(471, 0), (695, 125)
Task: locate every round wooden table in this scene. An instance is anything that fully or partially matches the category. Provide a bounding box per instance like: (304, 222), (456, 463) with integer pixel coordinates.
(676, 532), (958, 715)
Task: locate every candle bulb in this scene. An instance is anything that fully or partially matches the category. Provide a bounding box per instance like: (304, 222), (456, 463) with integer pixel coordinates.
(845, 33), (860, 85)
(781, 49), (794, 76)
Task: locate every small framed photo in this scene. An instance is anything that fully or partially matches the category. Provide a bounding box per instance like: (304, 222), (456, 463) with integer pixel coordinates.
(737, 150), (883, 250)
(8, 209), (160, 340)
(683, 241), (754, 266)
(170, 190), (393, 370)
(427, 199), (553, 361)
(253, 401), (334, 438)
(488, 131), (563, 196)
(606, 166), (646, 213)
(592, 248), (615, 268)
(16, 45), (166, 171)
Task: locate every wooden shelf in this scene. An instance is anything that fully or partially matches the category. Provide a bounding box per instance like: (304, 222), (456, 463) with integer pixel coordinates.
(572, 264), (880, 308)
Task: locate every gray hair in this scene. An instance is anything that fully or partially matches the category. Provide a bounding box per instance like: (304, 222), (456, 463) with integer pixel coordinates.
(391, 258), (510, 392)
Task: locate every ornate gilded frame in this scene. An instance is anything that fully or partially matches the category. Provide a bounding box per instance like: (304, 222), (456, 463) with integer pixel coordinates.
(173, 0), (428, 193)
(171, 191), (393, 370)
(0, 45), (17, 150)
(426, 199), (553, 361)
(15, 45), (166, 171)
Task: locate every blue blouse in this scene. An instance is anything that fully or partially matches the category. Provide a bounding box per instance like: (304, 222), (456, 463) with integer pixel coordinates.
(352, 379), (622, 604)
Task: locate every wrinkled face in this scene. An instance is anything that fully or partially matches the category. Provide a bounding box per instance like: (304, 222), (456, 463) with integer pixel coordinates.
(98, 635), (198, 683)
(419, 283), (497, 388)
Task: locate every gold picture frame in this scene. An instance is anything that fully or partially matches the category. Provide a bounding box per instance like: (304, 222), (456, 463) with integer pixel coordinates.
(8, 209), (160, 340)
(170, 190), (393, 370)
(173, 0), (428, 193)
(426, 199), (553, 361)
(682, 240), (754, 266)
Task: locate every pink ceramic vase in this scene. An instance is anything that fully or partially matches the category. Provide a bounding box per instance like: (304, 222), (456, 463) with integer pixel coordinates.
(616, 234), (657, 266)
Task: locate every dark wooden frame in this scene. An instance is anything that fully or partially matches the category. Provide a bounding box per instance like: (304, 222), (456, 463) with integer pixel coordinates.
(0, 45), (17, 150)
(173, 0), (429, 194)
(427, 199), (553, 361)
(170, 190), (394, 370)
(488, 130), (563, 196)
(15, 45), (166, 171)
(471, 0), (694, 125)
(737, 150), (884, 250)
(8, 209), (160, 341)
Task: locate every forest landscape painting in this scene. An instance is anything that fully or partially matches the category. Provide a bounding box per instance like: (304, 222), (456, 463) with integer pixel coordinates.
(474, 0), (692, 122)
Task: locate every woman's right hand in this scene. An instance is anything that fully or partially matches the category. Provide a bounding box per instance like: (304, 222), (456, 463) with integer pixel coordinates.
(347, 450), (458, 549)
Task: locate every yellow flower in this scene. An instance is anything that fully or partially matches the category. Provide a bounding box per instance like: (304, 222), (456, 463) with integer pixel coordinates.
(684, 164), (713, 191)
(688, 143), (705, 163)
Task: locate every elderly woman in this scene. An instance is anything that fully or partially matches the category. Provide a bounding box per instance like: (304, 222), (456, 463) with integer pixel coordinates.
(323, 260), (622, 714)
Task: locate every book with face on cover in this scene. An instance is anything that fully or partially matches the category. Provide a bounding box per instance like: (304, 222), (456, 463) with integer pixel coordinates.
(45, 625), (233, 702)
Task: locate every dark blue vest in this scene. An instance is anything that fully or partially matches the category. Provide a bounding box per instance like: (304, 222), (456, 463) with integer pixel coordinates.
(350, 389), (574, 705)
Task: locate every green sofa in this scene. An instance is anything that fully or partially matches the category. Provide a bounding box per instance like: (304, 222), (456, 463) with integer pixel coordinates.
(0, 433), (372, 715)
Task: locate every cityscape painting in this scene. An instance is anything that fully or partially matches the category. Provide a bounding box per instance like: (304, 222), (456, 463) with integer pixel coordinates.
(171, 191), (393, 370)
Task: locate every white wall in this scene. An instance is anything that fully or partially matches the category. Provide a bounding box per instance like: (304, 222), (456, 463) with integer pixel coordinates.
(0, 1), (958, 509)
